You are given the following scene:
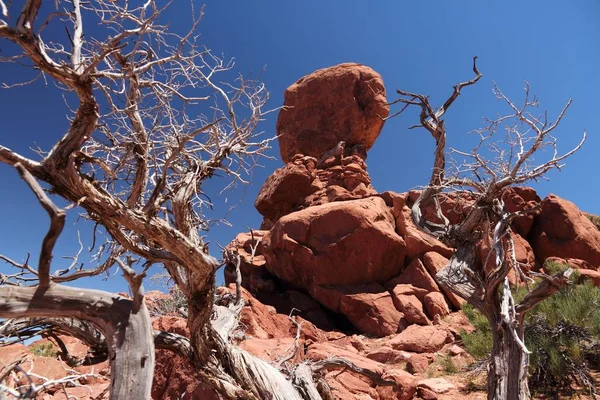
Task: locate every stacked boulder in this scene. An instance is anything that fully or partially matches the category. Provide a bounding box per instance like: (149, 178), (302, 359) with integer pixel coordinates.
(225, 63), (463, 338)
(3, 64), (600, 400)
(221, 64), (600, 399)
(226, 62), (600, 341)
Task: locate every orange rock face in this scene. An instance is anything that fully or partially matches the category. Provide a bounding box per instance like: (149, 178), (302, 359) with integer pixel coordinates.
(263, 196), (406, 289)
(391, 292), (430, 326)
(421, 252), (464, 309)
(386, 258), (440, 294)
(501, 186), (541, 236)
(423, 292), (450, 319)
(395, 205), (454, 260)
(340, 286), (407, 337)
(254, 159), (319, 223)
(531, 194), (600, 267)
(277, 63), (389, 163)
(388, 325), (453, 353)
(223, 230), (276, 296)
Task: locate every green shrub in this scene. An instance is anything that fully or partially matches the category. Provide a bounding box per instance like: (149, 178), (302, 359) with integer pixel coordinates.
(440, 354), (457, 374)
(461, 265), (600, 395)
(460, 303), (492, 360)
(154, 286), (188, 317)
(586, 213), (600, 231)
(31, 342), (57, 357)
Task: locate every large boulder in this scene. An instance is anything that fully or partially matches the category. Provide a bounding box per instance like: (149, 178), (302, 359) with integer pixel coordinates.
(395, 205), (453, 260)
(501, 186), (541, 237)
(263, 197), (406, 290)
(385, 258), (439, 293)
(531, 194), (600, 267)
(339, 285), (407, 337)
(377, 369), (418, 400)
(390, 291), (430, 326)
(388, 325), (453, 353)
(366, 347), (411, 364)
(254, 156), (320, 223)
(423, 292), (450, 319)
(307, 341), (383, 373)
(417, 378), (456, 394)
(277, 63), (389, 163)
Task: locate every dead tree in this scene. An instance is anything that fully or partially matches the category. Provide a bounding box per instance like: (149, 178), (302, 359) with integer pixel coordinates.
(0, 2), (395, 399)
(389, 57), (585, 399)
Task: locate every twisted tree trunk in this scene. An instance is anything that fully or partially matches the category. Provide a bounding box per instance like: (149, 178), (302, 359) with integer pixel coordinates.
(0, 285), (154, 399)
(488, 321), (529, 399)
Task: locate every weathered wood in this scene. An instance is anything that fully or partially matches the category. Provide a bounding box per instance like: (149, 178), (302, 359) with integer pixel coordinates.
(488, 321), (529, 399)
(390, 57), (585, 400)
(0, 285), (154, 399)
(436, 243), (485, 310)
(14, 163), (65, 287)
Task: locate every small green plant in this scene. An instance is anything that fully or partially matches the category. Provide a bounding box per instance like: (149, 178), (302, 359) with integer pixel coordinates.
(426, 363), (437, 379)
(154, 286), (188, 317)
(31, 342), (57, 357)
(440, 354), (457, 374)
(460, 303), (492, 360)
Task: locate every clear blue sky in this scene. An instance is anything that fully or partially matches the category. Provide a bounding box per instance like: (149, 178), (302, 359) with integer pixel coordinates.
(0, 1), (598, 293)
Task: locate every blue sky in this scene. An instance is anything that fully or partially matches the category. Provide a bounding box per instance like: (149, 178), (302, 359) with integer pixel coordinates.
(0, 1), (598, 293)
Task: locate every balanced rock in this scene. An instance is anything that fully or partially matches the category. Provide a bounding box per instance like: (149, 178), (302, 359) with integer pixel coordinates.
(277, 63), (389, 163)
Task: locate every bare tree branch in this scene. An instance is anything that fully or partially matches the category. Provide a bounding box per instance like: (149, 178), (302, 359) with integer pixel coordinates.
(390, 58), (586, 399)
(14, 163), (65, 287)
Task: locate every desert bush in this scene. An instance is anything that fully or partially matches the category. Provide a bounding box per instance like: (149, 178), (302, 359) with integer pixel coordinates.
(461, 261), (600, 395)
(153, 287), (188, 317)
(31, 343), (58, 358)
(586, 213), (600, 231)
(461, 303), (492, 360)
(440, 354), (458, 374)
(148, 273), (189, 317)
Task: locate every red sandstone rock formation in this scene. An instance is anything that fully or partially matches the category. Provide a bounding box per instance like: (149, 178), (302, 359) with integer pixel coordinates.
(5, 63), (600, 400)
(262, 196), (406, 290)
(226, 63), (600, 350)
(531, 194), (600, 267)
(277, 63), (389, 163)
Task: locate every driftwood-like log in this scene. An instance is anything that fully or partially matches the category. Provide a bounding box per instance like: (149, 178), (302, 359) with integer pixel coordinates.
(0, 285), (154, 399)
